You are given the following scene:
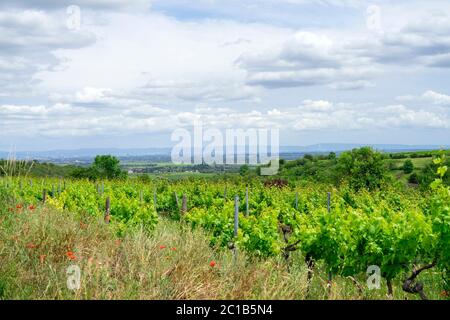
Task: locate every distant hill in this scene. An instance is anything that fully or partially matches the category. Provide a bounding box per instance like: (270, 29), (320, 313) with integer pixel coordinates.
(0, 144), (448, 162)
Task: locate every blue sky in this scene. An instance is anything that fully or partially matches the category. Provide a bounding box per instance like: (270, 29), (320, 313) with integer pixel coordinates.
(1, 0), (450, 151)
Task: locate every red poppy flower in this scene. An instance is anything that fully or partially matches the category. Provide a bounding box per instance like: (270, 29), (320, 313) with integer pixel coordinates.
(29, 205), (36, 210)
(171, 247), (176, 251)
(209, 261), (216, 268)
(66, 251), (76, 260)
(159, 245), (166, 250)
(16, 204), (23, 209)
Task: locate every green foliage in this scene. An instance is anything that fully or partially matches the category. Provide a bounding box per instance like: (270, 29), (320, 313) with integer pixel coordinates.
(337, 147), (387, 191)
(239, 165), (250, 176)
(69, 155), (127, 181)
(93, 155), (127, 179)
(409, 173), (419, 184)
(403, 160), (414, 174)
(2, 160), (450, 295)
(417, 157), (450, 189)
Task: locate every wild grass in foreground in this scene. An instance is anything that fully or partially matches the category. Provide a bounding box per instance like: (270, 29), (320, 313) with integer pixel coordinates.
(0, 202), (444, 300)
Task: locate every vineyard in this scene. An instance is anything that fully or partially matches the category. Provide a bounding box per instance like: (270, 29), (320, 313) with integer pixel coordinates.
(0, 156), (449, 300)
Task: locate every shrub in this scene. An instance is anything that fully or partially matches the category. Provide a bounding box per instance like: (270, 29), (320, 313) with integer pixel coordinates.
(403, 160), (414, 174)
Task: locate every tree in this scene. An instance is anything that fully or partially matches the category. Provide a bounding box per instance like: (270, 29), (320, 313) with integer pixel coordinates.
(337, 147), (387, 190)
(92, 155), (127, 179)
(403, 160), (414, 174)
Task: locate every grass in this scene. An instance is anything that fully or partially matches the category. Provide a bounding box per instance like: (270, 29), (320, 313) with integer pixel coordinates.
(387, 157), (433, 171)
(0, 201), (445, 300)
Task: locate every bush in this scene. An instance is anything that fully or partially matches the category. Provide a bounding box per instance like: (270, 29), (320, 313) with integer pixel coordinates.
(403, 160), (414, 174)
(337, 147), (387, 190)
(408, 173), (419, 184)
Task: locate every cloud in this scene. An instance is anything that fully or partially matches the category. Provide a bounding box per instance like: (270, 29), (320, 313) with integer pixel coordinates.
(237, 10), (450, 90)
(237, 31), (376, 90)
(396, 90), (450, 107)
(422, 90), (450, 106)
(0, 10), (96, 97)
(2, 93), (449, 139)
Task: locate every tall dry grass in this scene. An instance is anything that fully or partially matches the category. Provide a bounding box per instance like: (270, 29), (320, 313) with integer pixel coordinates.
(0, 149), (34, 178)
(0, 201), (443, 300)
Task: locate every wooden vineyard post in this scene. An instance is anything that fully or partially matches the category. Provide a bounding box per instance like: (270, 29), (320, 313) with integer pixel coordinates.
(327, 192), (332, 298)
(181, 194), (188, 215)
(245, 187), (249, 217)
(233, 196), (239, 264)
(42, 189), (47, 204)
(327, 192), (331, 214)
(105, 197), (111, 224)
(174, 192), (180, 210)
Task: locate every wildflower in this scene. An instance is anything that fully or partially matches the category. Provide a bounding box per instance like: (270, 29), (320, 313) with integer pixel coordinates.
(66, 251), (76, 260)
(29, 205), (36, 211)
(16, 204), (23, 209)
(39, 255), (47, 264)
(171, 247), (176, 251)
(209, 261), (216, 268)
(26, 243), (37, 249)
(159, 245), (166, 250)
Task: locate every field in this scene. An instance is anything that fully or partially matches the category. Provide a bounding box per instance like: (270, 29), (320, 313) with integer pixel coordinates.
(1, 166), (449, 300)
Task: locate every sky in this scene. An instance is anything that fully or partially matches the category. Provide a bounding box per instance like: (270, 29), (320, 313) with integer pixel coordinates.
(1, 0), (450, 151)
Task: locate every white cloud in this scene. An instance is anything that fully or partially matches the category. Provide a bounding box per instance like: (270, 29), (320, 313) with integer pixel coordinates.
(422, 90), (450, 106)
(2, 94), (449, 139)
(1, 1), (450, 148)
(0, 10), (96, 97)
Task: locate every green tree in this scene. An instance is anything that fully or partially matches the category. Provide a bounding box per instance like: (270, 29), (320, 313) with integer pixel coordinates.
(93, 155), (127, 179)
(337, 147), (387, 190)
(403, 160), (414, 174)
